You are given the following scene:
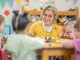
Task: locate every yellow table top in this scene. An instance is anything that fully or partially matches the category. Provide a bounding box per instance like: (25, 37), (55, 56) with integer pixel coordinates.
(45, 42), (63, 48)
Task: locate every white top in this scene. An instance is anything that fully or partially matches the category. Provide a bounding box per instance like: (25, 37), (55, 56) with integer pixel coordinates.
(6, 34), (45, 60)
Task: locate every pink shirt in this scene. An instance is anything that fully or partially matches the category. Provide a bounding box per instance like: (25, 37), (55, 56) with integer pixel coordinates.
(0, 49), (8, 60)
(73, 39), (80, 60)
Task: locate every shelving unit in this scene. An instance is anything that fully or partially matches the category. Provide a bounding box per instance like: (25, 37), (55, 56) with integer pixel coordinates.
(22, 6), (78, 17)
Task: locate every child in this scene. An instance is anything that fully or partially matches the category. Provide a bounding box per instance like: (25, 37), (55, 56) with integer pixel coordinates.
(61, 19), (80, 60)
(0, 15), (5, 48)
(0, 15), (5, 33)
(0, 15), (8, 60)
(58, 21), (75, 60)
(5, 12), (45, 60)
(60, 21), (75, 39)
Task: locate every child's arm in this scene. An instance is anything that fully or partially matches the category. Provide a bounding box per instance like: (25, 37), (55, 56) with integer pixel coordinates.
(24, 36), (45, 50)
(60, 40), (74, 48)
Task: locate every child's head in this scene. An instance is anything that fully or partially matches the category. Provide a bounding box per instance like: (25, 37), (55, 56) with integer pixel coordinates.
(0, 15), (5, 32)
(12, 11), (29, 33)
(61, 21), (75, 39)
(74, 19), (80, 38)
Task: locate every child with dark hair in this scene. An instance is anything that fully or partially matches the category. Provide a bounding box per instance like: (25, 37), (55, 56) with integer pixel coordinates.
(61, 19), (80, 60)
(12, 11), (29, 33)
(5, 12), (45, 60)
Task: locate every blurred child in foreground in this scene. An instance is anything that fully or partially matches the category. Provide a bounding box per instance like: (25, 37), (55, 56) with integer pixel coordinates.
(5, 11), (45, 60)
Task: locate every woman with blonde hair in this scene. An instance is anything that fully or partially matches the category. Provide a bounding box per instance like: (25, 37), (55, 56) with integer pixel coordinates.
(28, 5), (62, 42)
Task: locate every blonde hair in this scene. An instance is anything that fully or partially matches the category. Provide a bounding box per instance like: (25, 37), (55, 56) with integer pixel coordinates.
(0, 15), (5, 25)
(64, 21), (75, 26)
(41, 5), (57, 20)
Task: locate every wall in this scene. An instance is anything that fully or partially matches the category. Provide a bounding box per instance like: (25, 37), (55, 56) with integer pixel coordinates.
(0, 0), (80, 24)
(0, 1), (22, 35)
(54, 0), (74, 11)
(25, 0), (74, 11)
(77, 0), (80, 17)
(0, 1), (22, 24)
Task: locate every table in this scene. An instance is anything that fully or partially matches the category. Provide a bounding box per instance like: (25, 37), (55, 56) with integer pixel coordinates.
(37, 42), (74, 60)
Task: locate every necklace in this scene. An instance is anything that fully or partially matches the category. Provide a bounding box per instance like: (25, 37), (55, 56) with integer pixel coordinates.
(42, 22), (54, 32)
(42, 22), (54, 42)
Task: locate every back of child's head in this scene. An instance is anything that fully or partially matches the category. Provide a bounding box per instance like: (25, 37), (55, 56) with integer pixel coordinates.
(12, 11), (29, 32)
(0, 15), (5, 25)
(74, 18), (80, 32)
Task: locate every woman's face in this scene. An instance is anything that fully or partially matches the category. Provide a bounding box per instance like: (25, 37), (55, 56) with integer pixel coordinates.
(42, 10), (54, 26)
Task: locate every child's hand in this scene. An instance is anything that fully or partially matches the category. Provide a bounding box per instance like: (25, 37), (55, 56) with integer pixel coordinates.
(56, 39), (74, 48)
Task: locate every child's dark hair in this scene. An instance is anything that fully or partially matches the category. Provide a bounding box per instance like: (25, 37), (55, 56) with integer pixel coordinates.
(0, 15), (5, 25)
(74, 18), (80, 32)
(12, 11), (29, 32)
